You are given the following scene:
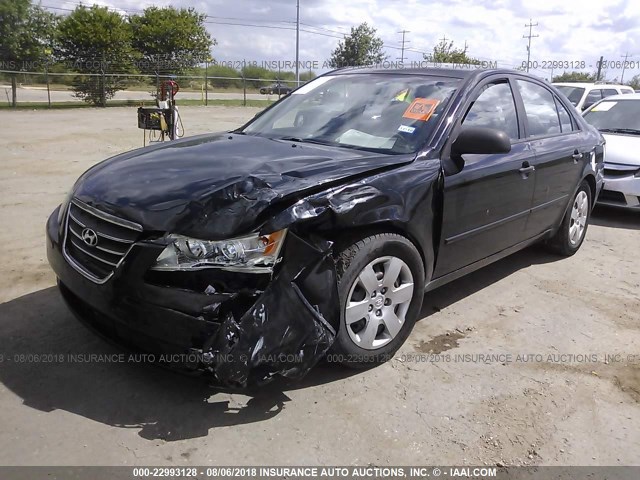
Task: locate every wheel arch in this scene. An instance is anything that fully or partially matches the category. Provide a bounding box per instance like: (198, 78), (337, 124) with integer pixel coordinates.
(583, 173), (597, 208)
(321, 222), (431, 283)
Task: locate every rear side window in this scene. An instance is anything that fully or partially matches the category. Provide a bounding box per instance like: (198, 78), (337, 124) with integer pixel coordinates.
(621, 88), (634, 95)
(515, 80), (561, 137)
(602, 88), (618, 97)
(555, 97), (574, 132)
(586, 89), (603, 104)
(462, 81), (519, 140)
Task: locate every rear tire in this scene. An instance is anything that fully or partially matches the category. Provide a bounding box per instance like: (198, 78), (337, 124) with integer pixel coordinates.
(546, 180), (592, 256)
(331, 233), (425, 368)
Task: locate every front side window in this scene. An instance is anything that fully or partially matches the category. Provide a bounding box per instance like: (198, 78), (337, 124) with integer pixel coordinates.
(516, 80), (561, 137)
(242, 74), (460, 154)
(462, 81), (519, 140)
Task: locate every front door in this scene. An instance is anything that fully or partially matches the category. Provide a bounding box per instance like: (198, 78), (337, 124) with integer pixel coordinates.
(433, 78), (536, 278)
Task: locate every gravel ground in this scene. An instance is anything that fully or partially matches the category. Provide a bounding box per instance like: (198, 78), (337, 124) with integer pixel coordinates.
(0, 106), (639, 466)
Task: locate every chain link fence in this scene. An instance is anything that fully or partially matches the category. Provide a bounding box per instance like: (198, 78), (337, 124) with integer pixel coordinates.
(0, 62), (303, 107)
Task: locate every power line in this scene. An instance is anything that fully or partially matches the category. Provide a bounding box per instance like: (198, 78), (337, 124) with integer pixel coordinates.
(38, 2), (517, 68)
(41, 4), (346, 40)
(523, 18), (539, 72)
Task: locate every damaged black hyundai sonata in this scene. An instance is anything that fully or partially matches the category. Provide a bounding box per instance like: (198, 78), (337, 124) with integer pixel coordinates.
(46, 68), (604, 387)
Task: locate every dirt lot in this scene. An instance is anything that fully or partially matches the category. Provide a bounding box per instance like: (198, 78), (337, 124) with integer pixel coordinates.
(0, 106), (639, 466)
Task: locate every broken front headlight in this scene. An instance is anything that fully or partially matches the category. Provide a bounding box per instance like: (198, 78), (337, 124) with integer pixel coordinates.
(152, 230), (287, 273)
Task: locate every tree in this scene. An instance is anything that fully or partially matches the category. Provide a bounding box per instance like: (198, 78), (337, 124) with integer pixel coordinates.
(329, 23), (386, 68)
(424, 38), (480, 65)
(56, 5), (137, 106)
(207, 64), (242, 89)
(0, 0), (58, 106)
(627, 74), (640, 91)
(552, 71), (595, 83)
(130, 7), (214, 77)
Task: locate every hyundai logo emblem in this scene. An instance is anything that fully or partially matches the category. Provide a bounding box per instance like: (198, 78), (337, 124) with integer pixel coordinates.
(81, 228), (98, 247)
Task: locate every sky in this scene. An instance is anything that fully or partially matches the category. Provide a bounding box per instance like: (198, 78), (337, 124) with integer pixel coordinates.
(43, 0), (640, 82)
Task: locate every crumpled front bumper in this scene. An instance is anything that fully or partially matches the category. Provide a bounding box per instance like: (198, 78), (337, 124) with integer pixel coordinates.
(599, 172), (640, 209)
(46, 206), (339, 387)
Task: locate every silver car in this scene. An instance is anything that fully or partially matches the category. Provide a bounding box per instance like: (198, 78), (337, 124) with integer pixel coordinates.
(583, 93), (640, 209)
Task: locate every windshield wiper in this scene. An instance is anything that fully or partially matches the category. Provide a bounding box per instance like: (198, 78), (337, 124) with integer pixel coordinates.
(277, 136), (335, 146)
(599, 128), (640, 135)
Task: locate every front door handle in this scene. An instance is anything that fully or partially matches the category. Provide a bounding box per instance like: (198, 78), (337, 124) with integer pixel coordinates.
(572, 150), (583, 163)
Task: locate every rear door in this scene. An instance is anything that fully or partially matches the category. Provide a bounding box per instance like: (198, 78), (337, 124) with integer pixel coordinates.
(433, 77), (536, 277)
(513, 78), (591, 236)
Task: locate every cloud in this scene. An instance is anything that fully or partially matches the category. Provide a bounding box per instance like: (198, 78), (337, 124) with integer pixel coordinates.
(50, 0), (640, 79)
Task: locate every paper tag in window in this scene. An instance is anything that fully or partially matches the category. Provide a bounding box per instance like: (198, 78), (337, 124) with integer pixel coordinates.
(403, 98), (440, 121)
(591, 101), (616, 112)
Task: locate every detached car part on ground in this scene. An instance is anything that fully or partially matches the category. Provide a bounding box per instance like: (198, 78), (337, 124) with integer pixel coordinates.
(47, 68), (604, 388)
(582, 93), (640, 210)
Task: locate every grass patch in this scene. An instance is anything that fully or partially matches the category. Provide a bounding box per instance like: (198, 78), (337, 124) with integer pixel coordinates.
(0, 98), (274, 110)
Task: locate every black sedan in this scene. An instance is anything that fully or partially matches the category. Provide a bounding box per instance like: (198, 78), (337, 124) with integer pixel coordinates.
(259, 82), (293, 95)
(46, 68), (604, 387)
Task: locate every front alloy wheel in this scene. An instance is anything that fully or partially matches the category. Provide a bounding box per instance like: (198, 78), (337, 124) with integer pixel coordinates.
(331, 233), (425, 368)
(345, 256), (414, 350)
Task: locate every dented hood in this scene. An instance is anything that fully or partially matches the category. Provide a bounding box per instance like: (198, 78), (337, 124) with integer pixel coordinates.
(74, 133), (414, 239)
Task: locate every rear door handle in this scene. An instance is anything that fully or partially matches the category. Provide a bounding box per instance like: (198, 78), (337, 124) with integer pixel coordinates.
(572, 150), (583, 163)
(519, 165), (535, 174)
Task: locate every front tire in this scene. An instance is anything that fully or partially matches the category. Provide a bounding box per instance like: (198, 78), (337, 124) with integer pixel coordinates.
(331, 233), (425, 368)
(547, 180), (592, 256)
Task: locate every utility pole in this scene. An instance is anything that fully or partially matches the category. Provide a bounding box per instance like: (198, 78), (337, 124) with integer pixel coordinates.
(204, 56), (210, 106)
(596, 55), (604, 81)
(621, 52), (632, 83)
(295, 0), (300, 86)
(397, 30), (410, 64)
(523, 19), (538, 72)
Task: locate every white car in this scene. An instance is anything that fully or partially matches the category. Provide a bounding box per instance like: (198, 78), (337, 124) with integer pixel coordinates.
(583, 93), (640, 209)
(554, 82), (635, 111)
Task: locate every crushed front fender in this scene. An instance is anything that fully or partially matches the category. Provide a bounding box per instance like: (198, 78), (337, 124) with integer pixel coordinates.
(202, 232), (339, 388)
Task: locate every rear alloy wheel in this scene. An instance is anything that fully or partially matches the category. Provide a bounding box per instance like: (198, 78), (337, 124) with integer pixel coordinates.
(331, 234), (425, 368)
(569, 190), (589, 246)
(547, 180), (592, 256)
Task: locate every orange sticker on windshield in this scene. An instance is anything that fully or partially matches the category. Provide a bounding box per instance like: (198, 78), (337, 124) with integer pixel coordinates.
(402, 98), (440, 121)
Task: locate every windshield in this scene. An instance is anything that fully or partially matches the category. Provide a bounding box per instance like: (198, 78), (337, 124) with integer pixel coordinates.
(583, 99), (640, 132)
(555, 86), (585, 106)
(242, 74), (460, 154)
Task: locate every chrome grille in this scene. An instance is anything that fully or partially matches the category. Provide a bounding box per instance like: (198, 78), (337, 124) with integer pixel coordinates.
(63, 199), (143, 283)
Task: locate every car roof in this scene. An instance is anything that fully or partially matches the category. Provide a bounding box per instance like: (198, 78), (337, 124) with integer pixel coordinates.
(330, 67), (525, 80)
(553, 82), (632, 89)
(594, 92), (640, 101)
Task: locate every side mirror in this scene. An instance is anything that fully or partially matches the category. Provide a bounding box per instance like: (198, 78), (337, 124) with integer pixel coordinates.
(582, 102), (594, 111)
(451, 126), (511, 158)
